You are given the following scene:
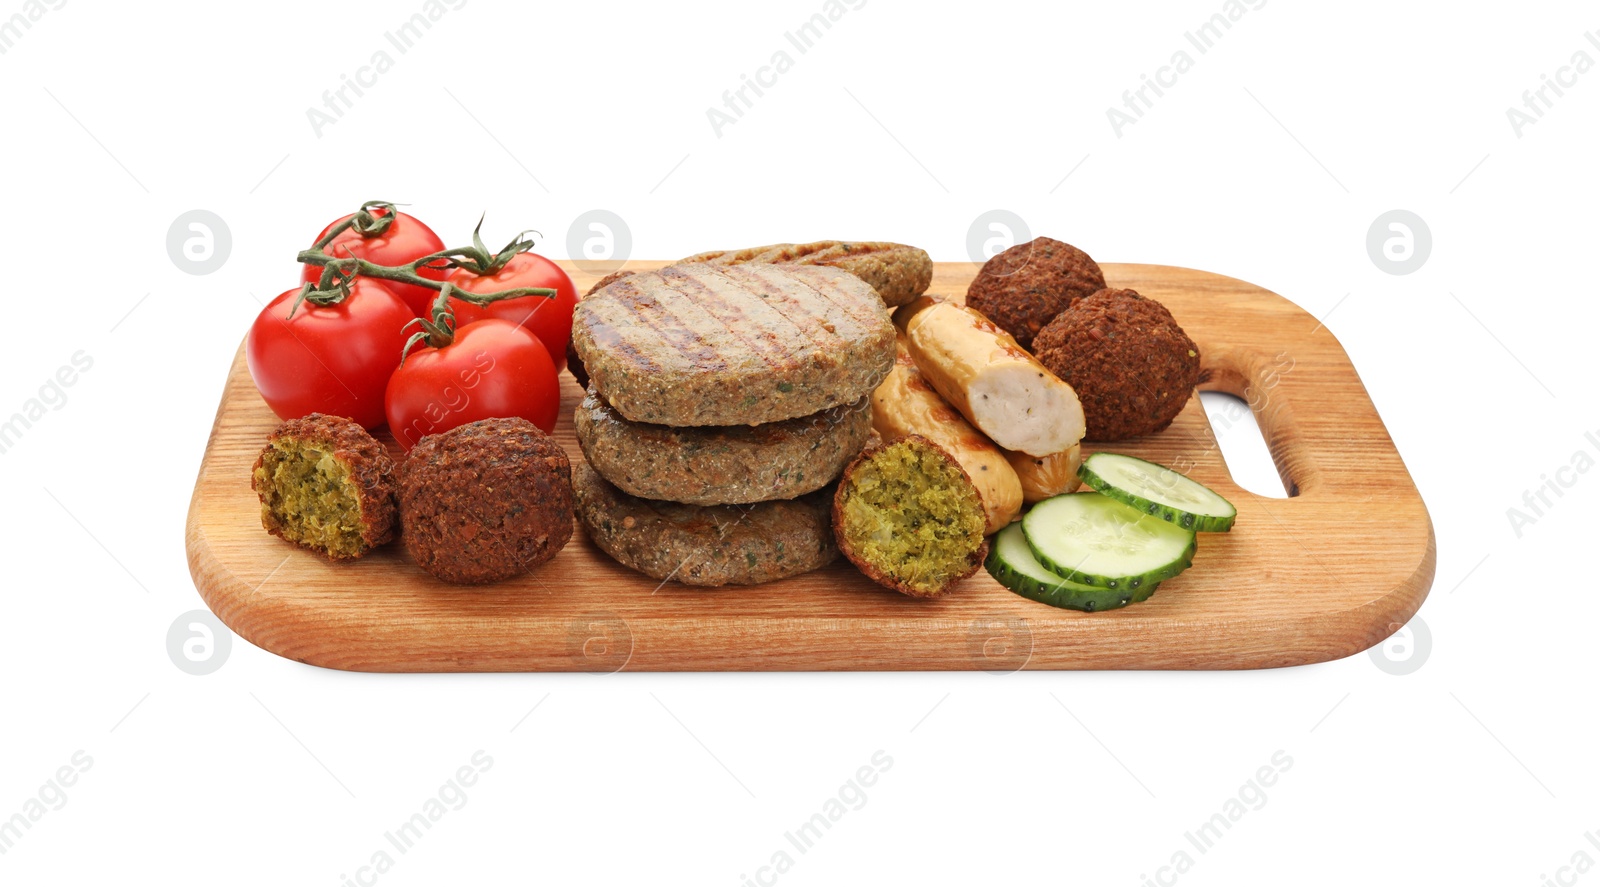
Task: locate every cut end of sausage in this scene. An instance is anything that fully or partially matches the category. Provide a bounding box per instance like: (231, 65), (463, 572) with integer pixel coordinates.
(966, 364), (1086, 457)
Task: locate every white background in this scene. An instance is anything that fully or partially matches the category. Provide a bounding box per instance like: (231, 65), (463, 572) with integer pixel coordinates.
(1, 0), (1594, 883)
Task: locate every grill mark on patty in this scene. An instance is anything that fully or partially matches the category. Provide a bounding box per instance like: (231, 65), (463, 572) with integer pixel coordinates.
(779, 242), (836, 261)
(724, 265), (867, 359)
(778, 266), (884, 334)
(655, 265), (798, 374)
(696, 265), (825, 345)
(717, 270), (837, 363)
(577, 281), (663, 376)
(769, 267), (886, 354)
(599, 272), (729, 373)
(786, 265), (892, 333)
(633, 272), (746, 374)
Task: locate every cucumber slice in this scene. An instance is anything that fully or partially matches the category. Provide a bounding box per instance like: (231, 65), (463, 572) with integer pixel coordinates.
(1078, 452), (1237, 532)
(1021, 492), (1195, 589)
(986, 523), (1158, 612)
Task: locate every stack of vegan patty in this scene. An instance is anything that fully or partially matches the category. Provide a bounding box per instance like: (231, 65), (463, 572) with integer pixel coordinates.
(569, 263), (896, 586)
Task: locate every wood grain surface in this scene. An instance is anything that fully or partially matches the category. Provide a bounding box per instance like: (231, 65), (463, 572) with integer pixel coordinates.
(185, 262), (1435, 672)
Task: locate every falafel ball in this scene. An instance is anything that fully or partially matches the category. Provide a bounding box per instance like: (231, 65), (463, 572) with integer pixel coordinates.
(251, 413), (398, 560)
(1032, 288), (1201, 442)
(965, 237), (1106, 350)
(567, 269), (638, 389)
(832, 435), (988, 598)
(399, 417), (574, 584)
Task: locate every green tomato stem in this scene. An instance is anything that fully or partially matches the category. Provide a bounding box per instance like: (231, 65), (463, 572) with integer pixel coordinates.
(310, 199), (398, 251)
(297, 201), (557, 311)
(398, 289), (461, 367)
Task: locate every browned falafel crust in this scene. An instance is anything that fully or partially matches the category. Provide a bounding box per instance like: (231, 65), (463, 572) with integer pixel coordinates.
(965, 237), (1106, 351)
(575, 388), (873, 506)
(1031, 288), (1201, 442)
(570, 462), (837, 587)
(572, 263), (896, 427)
(567, 270), (639, 389)
(831, 435), (989, 599)
(251, 413), (398, 560)
(399, 418), (574, 585)
(679, 241), (933, 308)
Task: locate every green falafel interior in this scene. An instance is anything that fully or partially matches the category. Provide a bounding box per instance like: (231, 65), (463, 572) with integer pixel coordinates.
(837, 438), (987, 596)
(253, 440), (372, 559)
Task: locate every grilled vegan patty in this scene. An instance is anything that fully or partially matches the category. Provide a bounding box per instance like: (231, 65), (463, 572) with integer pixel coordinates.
(571, 263), (895, 427)
(570, 462), (837, 587)
(575, 388), (872, 506)
(679, 241), (933, 308)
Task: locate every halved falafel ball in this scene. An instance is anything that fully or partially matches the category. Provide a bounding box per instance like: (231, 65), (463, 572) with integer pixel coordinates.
(251, 413), (398, 560)
(832, 434), (989, 598)
(399, 417), (574, 585)
(965, 237), (1106, 350)
(1032, 288), (1201, 442)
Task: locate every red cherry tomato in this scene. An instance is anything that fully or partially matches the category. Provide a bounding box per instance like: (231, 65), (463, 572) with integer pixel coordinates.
(447, 252), (578, 371)
(384, 319), (561, 451)
(247, 280), (415, 430)
(302, 207), (447, 317)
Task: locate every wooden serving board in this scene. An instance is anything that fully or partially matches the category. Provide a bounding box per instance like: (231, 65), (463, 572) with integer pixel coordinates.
(185, 263), (1434, 671)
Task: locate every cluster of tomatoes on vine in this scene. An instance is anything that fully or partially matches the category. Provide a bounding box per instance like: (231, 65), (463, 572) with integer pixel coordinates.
(246, 201), (579, 450)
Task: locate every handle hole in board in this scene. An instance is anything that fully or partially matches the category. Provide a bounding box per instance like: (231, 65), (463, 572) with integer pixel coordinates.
(1199, 391), (1292, 499)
